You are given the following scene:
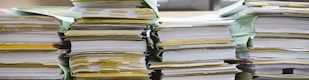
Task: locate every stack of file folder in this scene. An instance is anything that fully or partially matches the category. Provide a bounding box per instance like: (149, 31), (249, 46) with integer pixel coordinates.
(0, 11), (65, 79)
(67, 0), (158, 80)
(151, 20), (238, 80)
(245, 1), (309, 80)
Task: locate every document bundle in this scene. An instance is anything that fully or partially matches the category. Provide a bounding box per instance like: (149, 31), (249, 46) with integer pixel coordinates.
(151, 19), (238, 80)
(246, 1), (309, 80)
(66, 0), (159, 80)
(0, 11), (65, 80)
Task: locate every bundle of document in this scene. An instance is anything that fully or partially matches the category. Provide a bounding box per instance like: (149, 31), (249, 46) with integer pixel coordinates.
(0, 12), (64, 79)
(150, 19), (238, 80)
(67, 0), (158, 80)
(71, 0), (144, 8)
(246, 1), (309, 79)
(71, 0), (156, 19)
(67, 16), (152, 80)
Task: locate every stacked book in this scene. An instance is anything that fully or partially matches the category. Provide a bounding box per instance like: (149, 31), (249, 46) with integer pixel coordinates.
(246, 1), (309, 80)
(151, 19), (238, 80)
(0, 11), (65, 79)
(67, 0), (158, 80)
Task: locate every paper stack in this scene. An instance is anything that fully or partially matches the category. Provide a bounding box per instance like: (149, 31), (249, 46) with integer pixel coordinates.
(67, 0), (158, 80)
(150, 19), (238, 80)
(0, 11), (64, 79)
(246, 1), (309, 80)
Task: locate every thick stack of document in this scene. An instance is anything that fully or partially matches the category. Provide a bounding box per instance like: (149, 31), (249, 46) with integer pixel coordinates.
(71, 0), (156, 19)
(0, 12), (64, 79)
(67, 0), (158, 80)
(151, 19), (238, 80)
(246, 1), (309, 80)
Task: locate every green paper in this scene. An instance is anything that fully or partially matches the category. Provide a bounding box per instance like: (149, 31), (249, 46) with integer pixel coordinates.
(236, 72), (254, 80)
(219, 0), (247, 17)
(229, 15), (256, 45)
(59, 63), (72, 80)
(144, 0), (159, 18)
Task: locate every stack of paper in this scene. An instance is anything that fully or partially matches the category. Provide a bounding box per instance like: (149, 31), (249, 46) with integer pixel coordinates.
(67, 0), (158, 80)
(72, 0), (143, 8)
(246, 1), (309, 79)
(150, 19), (238, 80)
(0, 12), (64, 79)
(71, 0), (156, 19)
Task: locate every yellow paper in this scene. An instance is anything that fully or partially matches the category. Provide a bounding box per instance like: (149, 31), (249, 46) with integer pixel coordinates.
(151, 63), (229, 69)
(0, 63), (59, 68)
(65, 31), (142, 41)
(135, 8), (154, 14)
(70, 57), (90, 65)
(254, 60), (309, 65)
(0, 43), (57, 51)
(283, 12), (309, 17)
(256, 74), (309, 79)
(77, 19), (154, 24)
(70, 53), (144, 73)
(248, 2), (268, 7)
(158, 39), (230, 47)
(73, 73), (149, 77)
(72, 51), (144, 55)
(166, 71), (237, 77)
(288, 4), (309, 8)
(65, 31), (141, 36)
(250, 47), (309, 52)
